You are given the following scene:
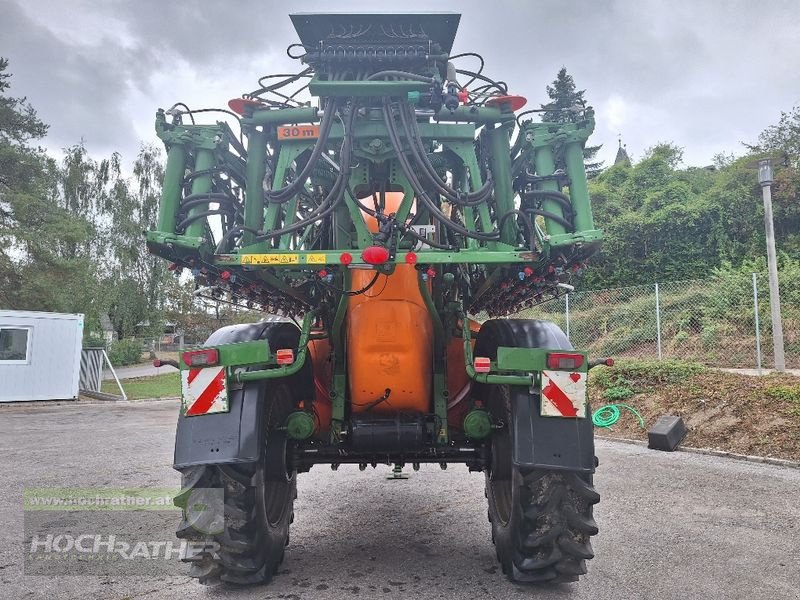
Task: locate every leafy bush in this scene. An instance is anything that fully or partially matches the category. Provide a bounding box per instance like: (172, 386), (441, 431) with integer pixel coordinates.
(107, 338), (143, 366)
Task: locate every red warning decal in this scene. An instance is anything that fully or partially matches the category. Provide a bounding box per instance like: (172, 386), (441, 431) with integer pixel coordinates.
(181, 366), (229, 416)
(541, 370), (587, 418)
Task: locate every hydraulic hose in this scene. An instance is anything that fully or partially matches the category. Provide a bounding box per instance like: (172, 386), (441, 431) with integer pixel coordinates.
(455, 69), (507, 95)
(524, 189), (574, 212)
(250, 67), (313, 98)
(176, 209), (236, 233)
(497, 209), (535, 252)
(266, 97), (338, 204)
(397, 103), (493, 207)
(523, 208), (574, 233)
(179, 193), (240, 213)
(255, 103), (357, 242)
(382, 100), (500, 242)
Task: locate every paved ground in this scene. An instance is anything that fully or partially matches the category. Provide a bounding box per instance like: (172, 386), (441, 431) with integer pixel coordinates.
(1, 399), (799, 599)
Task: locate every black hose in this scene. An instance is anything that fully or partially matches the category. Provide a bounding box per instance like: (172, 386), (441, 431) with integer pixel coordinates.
(255, 103), (357, 242)
(250, 68), (312, 98)
(397, 103), (493, 207)
(524, 209), (574, 232)
(382, 99), (499, 242)
(523, 189), (574, 214)
(181, 192), (237, 203)
(176, 209), (235, 233)
(169, 102), (195, 124)
(182, 169), (222, 185)
(179, 196), (240, 214)
(497, 209), (536, 251)
(266, 98), (338, 203)
(448, 52), (484, 90)
(345, 183), (378, 218)
(455, 69), (507, 95)
(344, 272), (382, 296)
(287, 43), (308, 60)
(214, 225), (261, 254)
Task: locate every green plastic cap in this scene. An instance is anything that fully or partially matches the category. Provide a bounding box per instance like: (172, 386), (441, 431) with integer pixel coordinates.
(286, 411), (316, 440)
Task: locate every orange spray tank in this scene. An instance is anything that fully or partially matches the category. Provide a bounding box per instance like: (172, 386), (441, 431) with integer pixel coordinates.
(345, 192), (433, 414)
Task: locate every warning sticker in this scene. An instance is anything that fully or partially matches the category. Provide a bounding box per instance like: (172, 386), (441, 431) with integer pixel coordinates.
(241, 254), (299, 265)
(306, 254), (327, 264)
(540, 371), (587, 418)
(181, 367), (229, 416)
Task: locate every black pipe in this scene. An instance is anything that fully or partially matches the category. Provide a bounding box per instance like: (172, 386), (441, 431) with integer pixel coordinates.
(497, 209), (536, 251)
(398, 103), (493, 207)
(524, 209), (574, 232)
(255, 104), (357, 242)
(382, 99), (500, 242)
(266, 97), (339, 204)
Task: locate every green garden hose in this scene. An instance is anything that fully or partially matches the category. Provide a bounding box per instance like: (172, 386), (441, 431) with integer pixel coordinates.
(592, 404), (646, 429)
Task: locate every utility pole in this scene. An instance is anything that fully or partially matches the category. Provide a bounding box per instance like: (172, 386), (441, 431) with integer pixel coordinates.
(758, 159), (785, 372)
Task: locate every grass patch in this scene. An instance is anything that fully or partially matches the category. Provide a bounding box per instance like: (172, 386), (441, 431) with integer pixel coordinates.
(764, 383), (800, 416)
(101, 373), (180, 400)
(588, 361), (800, 461)
(591, 359), (707, 394)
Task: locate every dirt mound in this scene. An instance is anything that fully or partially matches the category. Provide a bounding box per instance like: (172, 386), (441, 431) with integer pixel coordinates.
(589, 360), (800, 461)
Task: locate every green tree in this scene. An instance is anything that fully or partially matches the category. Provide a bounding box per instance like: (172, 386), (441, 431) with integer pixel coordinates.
(0, 58), (98, 315)
(750, 105), (800, 255)
(540, 67), (603, 175)
(104, 144), (170, 339)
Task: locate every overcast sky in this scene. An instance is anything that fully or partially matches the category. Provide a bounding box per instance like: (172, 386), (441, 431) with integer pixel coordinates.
(3, 0), (800, 169)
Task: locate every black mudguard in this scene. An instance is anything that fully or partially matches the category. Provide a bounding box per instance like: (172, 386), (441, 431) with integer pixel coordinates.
(173, 320), (311, 469)
(475, 319), (595, 474)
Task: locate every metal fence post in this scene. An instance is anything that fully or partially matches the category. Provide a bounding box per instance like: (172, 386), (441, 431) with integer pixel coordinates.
(655, 282), (662, 360)
(565, 293), (571, 342)
(753, 273), (762, 375)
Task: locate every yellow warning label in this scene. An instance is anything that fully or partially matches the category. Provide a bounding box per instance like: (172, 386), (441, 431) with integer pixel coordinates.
(241, 254), (299, 265)
(306, 254), (327, 264)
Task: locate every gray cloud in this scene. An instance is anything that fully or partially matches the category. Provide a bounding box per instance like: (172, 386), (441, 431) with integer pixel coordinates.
(4, 0), (800, 167)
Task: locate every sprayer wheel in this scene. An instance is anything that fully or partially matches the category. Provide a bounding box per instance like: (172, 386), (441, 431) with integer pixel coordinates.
(486, 385), (599, 584)
(175, 382), (296, 585)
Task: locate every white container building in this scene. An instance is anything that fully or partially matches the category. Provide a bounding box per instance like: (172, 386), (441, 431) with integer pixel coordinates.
(0, 310), (83, 402)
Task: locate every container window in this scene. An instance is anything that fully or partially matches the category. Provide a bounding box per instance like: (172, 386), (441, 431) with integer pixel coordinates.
(0, 327), (31, 363)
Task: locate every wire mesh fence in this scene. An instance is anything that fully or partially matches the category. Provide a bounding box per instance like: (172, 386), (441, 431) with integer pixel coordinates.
(506, 272), (799, 370)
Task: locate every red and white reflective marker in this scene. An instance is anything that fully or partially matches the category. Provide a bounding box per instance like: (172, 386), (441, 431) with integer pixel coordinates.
(540, 371), (587, 418)
(181, 367), (229, 416)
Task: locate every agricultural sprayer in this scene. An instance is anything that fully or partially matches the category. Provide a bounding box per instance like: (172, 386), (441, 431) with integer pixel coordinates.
(148, 12), (605, 585)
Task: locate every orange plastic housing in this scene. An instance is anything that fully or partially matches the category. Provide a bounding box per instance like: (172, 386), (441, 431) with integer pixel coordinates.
(346, 192), (433, 414)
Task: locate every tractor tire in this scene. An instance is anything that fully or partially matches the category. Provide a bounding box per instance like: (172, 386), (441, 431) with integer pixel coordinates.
(476, 319), (599, 584)
(486, 385), (599, 584)
(175, 380), (297, 585)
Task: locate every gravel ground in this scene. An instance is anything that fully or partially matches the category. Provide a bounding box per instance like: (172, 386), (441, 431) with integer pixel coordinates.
(1, 399), (798, 599)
